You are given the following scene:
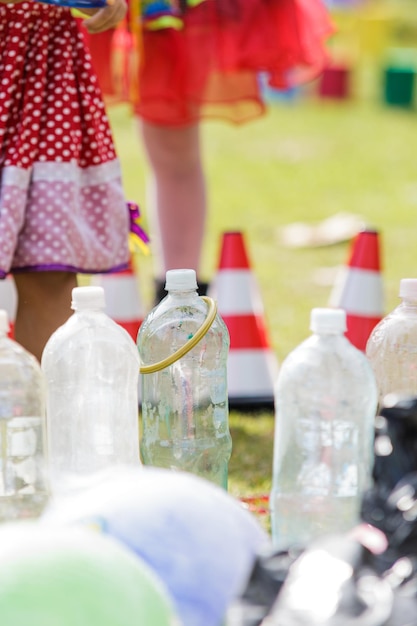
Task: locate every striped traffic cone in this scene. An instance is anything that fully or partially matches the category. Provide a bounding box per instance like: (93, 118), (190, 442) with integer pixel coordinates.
(209, 231), (279, 411)
(90, 258), (144, 343)
(0, 275), (17, 339)
(328, 228), (384, 351)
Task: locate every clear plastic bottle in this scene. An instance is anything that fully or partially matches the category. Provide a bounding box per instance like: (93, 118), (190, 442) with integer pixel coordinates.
(366, 278), (417, 408)
(137, 269), (232, 489)
(0, 309), (49, 520)
(41, 286), (140, 493)
(270, 307), (378, 551)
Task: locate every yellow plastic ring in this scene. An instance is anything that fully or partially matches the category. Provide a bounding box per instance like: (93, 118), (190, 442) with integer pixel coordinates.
(140, 296), (217, 374)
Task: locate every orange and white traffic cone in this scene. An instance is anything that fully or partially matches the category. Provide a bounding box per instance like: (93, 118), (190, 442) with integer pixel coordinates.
(0, 275), (17, 339)
(328, 228), (384, 351)
(209, 231), (279, 410)
(90, 257), (144, 343)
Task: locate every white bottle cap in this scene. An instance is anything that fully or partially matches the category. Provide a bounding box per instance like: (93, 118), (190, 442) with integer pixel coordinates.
(0, 309), (9, 334)
(310, 308), (347, 333)
(165, 269), (198, 292)
(71, 286), (105, 311)
(399, 278), (417, 299)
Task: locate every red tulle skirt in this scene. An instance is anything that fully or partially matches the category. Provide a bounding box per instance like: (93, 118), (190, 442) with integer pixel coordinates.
(84, 0), (334, 126)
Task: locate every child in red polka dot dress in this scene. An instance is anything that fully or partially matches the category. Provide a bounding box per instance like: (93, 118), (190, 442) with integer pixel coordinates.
(0, 0), (129, 361)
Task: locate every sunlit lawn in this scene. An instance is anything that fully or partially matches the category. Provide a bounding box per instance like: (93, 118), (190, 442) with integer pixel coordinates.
(108, 79), (417, 525)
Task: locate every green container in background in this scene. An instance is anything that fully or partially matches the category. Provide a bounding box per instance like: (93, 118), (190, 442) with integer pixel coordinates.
(382, 48), (416, 108)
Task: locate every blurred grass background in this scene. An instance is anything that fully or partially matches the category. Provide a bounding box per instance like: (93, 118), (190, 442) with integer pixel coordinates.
(107, 29), (417, 523)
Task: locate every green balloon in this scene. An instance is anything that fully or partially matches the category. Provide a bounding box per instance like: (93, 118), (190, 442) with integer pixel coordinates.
(0, 521), (179, 626)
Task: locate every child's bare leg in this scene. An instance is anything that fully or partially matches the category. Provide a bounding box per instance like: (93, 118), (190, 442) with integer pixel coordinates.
(140, 121), (207, 281)
(13, 271), (77, 362)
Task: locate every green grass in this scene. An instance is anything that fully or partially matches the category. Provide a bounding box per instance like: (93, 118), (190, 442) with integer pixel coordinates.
(108, 91), (417, 523)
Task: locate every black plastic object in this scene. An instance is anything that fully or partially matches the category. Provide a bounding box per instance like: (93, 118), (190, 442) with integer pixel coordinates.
(227, 536), (395, 626)
(226, 547), (302, 626)
(373, 394), (417, 491)
(362, 395), (417, 539)
(268, 535), (393, 626)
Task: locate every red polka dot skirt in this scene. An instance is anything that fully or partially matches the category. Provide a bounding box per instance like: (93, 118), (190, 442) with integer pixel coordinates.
(0, 3), (130, 278)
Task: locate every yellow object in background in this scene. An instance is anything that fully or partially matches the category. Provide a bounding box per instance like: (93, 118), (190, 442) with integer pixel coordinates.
(71, 8), (84, 16)
(357, 10), (394, 59)
(355, 0), (417, 60)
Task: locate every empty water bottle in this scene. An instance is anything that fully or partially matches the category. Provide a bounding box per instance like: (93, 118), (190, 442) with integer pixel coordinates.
(41, 286), (140, 493)
(0, 309), (49, 520)
(367, 278), (417, 408)
(270, 308), (378, 551)
(137, 269), (232, 489)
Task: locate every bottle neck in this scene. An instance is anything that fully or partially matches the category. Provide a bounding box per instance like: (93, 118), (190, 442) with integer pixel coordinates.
(166, 289), (198, 299)
(72, 307), (105, 315)
(313, 330), (345, 339)
(400, 297), (417, 310)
